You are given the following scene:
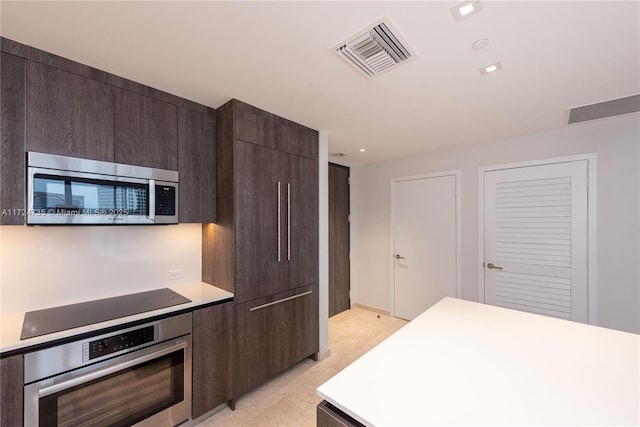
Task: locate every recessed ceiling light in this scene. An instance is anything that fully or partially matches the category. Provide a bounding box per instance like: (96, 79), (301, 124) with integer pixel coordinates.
(479, 61), (502, 76)
(359, 148), (366, 152)
(450, 1), (483, 22)
(459, 3), (475, 16)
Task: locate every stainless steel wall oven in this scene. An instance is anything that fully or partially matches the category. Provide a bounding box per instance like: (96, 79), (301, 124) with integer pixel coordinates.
(24, 313), (192, 426)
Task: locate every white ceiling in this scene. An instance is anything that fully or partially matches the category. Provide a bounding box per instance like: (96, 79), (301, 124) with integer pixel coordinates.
(1, 1), (638, 165)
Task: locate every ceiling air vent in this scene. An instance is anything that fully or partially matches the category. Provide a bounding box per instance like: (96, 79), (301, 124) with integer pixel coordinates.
(336, 20), (414, 78)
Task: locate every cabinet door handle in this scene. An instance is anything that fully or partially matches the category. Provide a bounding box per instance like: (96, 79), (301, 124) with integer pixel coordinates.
(249, 290), (312, 312)
(287, 182), (291, 261)
(277, 182), (281, 262)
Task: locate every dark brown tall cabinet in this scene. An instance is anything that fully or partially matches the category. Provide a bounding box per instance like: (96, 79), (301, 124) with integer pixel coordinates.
(204, 99), (319, 400)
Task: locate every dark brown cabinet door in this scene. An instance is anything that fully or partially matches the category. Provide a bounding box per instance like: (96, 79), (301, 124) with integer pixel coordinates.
(26, 60), (115, 161)
(232, 100), (317, 159)
(1, 52), (26, 225)
(317, 401), (364, 427)
(192, 301), (234, 418)
(178, 108), (216, 223)
(234, 140), (282, 303)
(329, 164), (350, 317)
(233, 101), (258, 145)
(234, 284), (318, 397)
(0, 354), (24, 427)
(278, 121), (318, 160)
(282, 152), (319, 291)
(115, 89), (177, 170)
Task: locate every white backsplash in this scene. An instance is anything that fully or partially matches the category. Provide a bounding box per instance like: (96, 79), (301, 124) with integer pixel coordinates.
(0, 224), (202, 315)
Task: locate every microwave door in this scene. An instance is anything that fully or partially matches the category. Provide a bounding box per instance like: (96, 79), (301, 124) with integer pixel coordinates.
(27, 168), (153, 225)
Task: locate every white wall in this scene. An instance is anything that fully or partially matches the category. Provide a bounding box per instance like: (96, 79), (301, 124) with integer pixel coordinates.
(351, 113), (640, 334)
(0, 224), (202, 315)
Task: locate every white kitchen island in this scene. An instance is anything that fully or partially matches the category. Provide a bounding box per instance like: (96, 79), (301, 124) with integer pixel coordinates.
(317, 297), (639, 426)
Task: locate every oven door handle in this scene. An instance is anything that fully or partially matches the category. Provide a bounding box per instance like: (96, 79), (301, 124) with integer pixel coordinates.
(38, 338), (187, 398)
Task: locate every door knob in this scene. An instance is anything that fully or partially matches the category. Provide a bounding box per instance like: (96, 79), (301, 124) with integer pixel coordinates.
(486, 262), (503, 270)
(395, 254), (405, 260)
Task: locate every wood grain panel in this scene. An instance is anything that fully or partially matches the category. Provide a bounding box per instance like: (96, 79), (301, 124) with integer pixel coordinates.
(115, 89), (177, 169)
(178, 107), (216, 223)
(234, 284), (318, 397)
(284, 152), (319, 291)
(192, 302), (234, 418)
(233, 140), (281, 303)
(317, 401), (364, 427)
(233, 100), (258, 144)
(329, 163), (350, 317)
(256, 108), (278, 149)
(26, 60), (114, 161)
(203, 101), (234, 293)
(0, 52), (26, 225)
(0, 354), (24, 427)
(279, 121), (319, 159)
(2, 37), (210, 115)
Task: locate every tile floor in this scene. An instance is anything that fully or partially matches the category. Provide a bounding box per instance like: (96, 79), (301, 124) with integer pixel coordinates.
(196, 307), (408, 427)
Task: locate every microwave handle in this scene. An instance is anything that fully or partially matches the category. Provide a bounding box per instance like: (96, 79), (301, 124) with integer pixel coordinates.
(38, 338), (187, 398)
(148, 179), (156, 220)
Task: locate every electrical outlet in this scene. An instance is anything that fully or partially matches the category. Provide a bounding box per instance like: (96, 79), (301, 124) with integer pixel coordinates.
(168, 269), (184, 280)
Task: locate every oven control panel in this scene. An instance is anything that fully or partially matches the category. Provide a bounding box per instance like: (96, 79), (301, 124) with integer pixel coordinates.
(83, 325), (156, 361)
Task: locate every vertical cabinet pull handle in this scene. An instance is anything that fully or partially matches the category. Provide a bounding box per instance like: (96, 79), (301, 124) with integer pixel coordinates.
(287, 183), (291, 261)
(277, 182), (281, 262)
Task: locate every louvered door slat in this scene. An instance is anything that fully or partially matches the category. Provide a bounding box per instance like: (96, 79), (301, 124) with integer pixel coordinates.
(484, 161), (588, 322)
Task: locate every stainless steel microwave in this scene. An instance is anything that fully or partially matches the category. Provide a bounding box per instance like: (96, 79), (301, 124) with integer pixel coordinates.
(27, 152), (178, 225)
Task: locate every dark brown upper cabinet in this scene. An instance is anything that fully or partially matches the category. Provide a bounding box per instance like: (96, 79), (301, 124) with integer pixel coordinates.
(26, 60), (115, 161)
(2, 37), (217, 224)
(1, 52), (26, 225)
(178, 107), (216, 223)
(115, 89), (178, 170)
(231, 100), (318, 160)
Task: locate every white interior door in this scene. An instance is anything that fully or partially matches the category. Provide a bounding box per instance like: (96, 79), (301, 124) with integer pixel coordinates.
(483, 161), (589, 322)
(393, 174), (458, 321)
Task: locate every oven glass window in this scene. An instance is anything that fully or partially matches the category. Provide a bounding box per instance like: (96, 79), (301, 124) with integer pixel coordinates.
(33, 174), (148, 216)
(39, 350), (184, 427)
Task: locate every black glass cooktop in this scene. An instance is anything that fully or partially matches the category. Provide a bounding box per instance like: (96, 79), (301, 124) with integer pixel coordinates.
(21, 288), (191, 340)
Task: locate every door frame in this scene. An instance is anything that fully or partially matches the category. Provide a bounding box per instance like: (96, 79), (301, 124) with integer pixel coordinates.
(477, 154), (598, 324)
(390, 170), (462, 318)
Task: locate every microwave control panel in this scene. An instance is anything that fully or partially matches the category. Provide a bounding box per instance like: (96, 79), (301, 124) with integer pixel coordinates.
(83, 325), (156, 361)
(155, 186), (176, 216)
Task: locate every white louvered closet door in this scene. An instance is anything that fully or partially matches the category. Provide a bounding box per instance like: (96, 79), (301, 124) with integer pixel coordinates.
(484, 161), (588, 322)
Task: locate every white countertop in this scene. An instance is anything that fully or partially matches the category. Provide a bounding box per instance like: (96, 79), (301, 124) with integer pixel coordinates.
(0, 282), (233, 354)
(317, 297), (640, 426)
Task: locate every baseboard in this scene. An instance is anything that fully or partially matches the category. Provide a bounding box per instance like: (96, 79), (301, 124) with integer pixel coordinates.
(351, 303), (390, 316)
(316, 348), (332, 361)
